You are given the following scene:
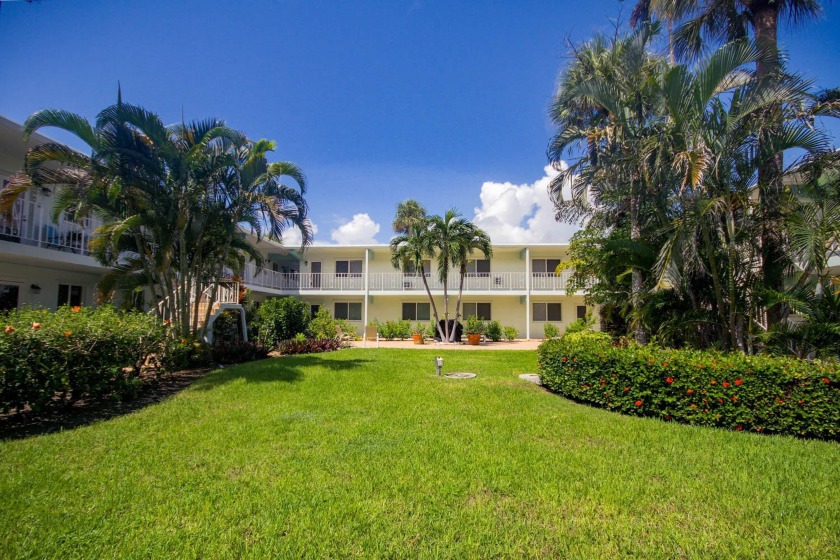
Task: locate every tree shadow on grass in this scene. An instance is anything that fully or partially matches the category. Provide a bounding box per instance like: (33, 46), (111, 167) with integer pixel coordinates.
(190, 354), (374, 391)
(0, 353), (372, 441)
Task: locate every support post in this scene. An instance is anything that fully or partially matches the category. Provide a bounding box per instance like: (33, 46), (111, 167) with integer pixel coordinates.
(525, 247), (531, 340)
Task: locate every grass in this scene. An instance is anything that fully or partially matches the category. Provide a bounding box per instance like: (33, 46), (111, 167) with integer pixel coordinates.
(1, 348), (838, 559)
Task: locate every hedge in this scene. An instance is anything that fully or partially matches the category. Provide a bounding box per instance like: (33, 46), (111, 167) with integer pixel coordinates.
(0, 305), (165, 412)
(537, 332), (839, 439)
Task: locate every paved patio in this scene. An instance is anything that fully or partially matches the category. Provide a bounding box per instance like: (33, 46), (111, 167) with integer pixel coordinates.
(349, 339), (543, 350)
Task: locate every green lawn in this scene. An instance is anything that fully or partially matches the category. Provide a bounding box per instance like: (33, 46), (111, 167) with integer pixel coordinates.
(1, 349), (838, 559)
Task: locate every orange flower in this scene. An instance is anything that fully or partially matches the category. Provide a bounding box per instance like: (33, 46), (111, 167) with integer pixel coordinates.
(4, 326), (13, 334)
(624, 387), (630, 392)
(64, 331), (72, 337)
(686, 388), (694, 395)
(635, 400), (643, 407)
(731, 395), (738, 402)
(710, 380), (716, 385)
(180, 338), (188, 345)
(561, 356), (567, 362)
(722, 381), (730, 388)
(735, 378), (743, 386)
(71, 306), (81, 313)
(822, 377), (831, 385)
(797, 400), (804, 405)
(718, 398), (724, 404)
(31, 322), (41, 330)
(665, 377), (674, 384)
(690, 404), (697, 409)
(663, 362), (669, 367)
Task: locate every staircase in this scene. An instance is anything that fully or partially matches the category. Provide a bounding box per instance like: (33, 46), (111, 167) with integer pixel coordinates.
(154, 281), (246, 344)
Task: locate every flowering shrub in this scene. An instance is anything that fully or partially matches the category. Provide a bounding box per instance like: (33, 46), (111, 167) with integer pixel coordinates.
(277, 337), (342, 355)
(0, 305), (165, 412)
(537, 332), (839, 439)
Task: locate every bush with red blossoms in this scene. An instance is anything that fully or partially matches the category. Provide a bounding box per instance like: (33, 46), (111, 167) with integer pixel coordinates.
(537, 332), (839, 439)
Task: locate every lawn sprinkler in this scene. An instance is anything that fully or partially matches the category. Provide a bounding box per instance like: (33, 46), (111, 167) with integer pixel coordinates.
(435, 356), (444, 376)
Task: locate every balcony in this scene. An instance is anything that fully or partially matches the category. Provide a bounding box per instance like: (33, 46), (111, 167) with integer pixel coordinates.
(0, 193), (101, 256)
(239, 265), (586, 293)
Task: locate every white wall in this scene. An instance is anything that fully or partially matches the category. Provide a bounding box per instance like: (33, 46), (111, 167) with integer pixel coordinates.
(0, 260), (101, 310)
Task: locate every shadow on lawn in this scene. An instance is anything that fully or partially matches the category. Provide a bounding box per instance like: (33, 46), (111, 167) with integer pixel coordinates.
(0, 353), (371, 441)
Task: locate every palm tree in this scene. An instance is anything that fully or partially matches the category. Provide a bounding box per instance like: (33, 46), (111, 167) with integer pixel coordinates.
(449, 224), (492, 341)
(389, 221), (444, 340)
(642, 0), (828, 323)
(548, 26), (666, 344)
(392, 199), (427, 235)
(427, 209), (475, 342)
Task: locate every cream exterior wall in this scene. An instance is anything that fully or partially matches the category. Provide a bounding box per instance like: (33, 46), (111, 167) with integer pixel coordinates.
(0, 259), (101, 309)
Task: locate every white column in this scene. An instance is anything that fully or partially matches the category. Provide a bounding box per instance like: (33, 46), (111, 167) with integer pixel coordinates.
(363, 248), (370, 329)
(525, 247), (531, 340)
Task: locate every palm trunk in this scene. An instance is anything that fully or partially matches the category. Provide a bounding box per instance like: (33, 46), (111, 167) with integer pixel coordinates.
(725, 206), (741, 351)
(419, 264), (443, 340)
(701, 221), (729, 349)
(630, 181), (648, 344)
(450, 263), (466, 342)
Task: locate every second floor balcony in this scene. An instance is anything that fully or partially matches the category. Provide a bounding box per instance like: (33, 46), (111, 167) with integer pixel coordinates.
(239, 263), (590, 294)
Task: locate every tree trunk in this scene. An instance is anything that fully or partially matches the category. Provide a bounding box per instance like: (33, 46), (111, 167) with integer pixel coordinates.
(630, 182), (648, 344)
(450, 263), (466, 342)
(419, 263), (444, 341)
(752, 1), (786, 326)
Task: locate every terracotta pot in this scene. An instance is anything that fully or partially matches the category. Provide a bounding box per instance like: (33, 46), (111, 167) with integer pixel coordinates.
(467, 333), (482, 346)
(413, 333), (424, 345)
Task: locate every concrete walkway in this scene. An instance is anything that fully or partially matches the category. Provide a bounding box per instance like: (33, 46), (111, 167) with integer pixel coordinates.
(349, 339), (543, 351)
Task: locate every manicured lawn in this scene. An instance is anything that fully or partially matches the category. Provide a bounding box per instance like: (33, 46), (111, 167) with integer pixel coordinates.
(1, 349), (838, 559)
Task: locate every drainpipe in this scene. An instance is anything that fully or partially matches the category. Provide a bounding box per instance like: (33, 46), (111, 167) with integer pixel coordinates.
(525, 247), (531, 340)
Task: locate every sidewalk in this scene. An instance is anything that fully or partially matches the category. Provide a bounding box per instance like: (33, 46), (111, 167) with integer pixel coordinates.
(348, 339), (543, 351)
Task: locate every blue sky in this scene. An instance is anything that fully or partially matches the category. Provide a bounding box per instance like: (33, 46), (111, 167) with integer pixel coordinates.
(2, 0), (839, 245)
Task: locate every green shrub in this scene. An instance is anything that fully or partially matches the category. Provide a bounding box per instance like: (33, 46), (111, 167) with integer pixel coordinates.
(537, 333), (840, 439)
(378, 320), (412, 340)
(256, 297), (310, 347)
(542, 323), (560, 339)
(486, 320), (502, 342)
(426, 321), (439, 339)
(464, 315), (486, 335)
(0, 305), (165, 412)
(212, 309), (244, 345)
(503, 326), (518, 341)
(160, 338), (213, 372)
(211, 341), (269, 364)
(564, 315), (594, 335)
(308, 308), (338, 340)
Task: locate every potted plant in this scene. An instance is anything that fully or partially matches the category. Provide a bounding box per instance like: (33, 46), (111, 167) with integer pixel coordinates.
(412, 323), (425, 345)
(464, 315), (485, 345)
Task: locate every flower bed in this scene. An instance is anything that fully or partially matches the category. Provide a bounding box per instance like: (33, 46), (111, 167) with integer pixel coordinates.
(1, 306), (165, 412)
(537, 332), (839, 439)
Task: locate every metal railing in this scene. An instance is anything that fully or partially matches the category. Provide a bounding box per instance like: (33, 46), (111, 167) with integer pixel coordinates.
(0, 191), (101, 256)
(530, 270), (592, 291)
(369, 272), (527, 291)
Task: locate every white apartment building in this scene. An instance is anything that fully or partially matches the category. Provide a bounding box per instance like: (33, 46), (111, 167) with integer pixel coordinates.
(1, 115), (591, 338)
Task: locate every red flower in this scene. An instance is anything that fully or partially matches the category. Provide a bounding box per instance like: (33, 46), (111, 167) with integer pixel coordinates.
(735, 426), (743, 431)
(822, 377), (831, 385)
(635, 400), (643, 407)
(797, 400), (804, 405)
(665, 415), (672, 421)
(3, 326), (13, 334)
(562, 356), (567, 362)
(666, 377), (674, 384)
(718, 398), (724, 404)
(31, 322), (41, 330)
(722, 381), (730, 388)
(735, 378), (743, 386)
(686, 389), (694, 395)
(663, 362), (669, 367)
(624, 387), (630, 392)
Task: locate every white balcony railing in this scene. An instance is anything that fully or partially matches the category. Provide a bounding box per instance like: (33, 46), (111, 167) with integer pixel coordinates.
(0, 191), (101, 256)
(239, 266), (585, 293)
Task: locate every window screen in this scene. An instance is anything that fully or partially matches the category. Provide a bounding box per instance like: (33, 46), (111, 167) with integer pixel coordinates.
(58, 284), (83, 307)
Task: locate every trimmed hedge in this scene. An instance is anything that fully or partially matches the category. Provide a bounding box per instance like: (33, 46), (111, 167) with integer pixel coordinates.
(537, 333), (839, 439)
(0, 305), (165, 412)
(278, 338), (342, 355)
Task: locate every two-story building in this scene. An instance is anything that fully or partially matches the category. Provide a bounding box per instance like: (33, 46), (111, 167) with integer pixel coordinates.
(1, 114), (589, 338)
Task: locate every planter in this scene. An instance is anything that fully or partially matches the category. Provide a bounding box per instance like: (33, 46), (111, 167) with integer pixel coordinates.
(413, 333), (424, 345)
(466, 333), (482, 346)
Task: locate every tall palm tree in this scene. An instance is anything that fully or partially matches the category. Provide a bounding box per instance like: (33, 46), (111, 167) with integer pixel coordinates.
(389, 221), (444, 340)
(548, 26), (666, 344)
(449, 224), (492, 341)
(392, 199), (427, 235)
(427, 209), (474, 342)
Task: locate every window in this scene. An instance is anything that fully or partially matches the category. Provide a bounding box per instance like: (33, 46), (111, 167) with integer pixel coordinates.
(402, 302), (430, 321)
(532, 259), (562, 275)
(58, 284), (83, 307)
(533, 302), (561, 322)
(462, 302), (491, 320)
(336, 260), (363, 276)
(403, 260), (431, 276)
(334, 302), (362, 321)
(577, 305), (588, 320)
(465, 259), (490, 277)
(310, 304), (320, 317)
(0, 284), (19, 311)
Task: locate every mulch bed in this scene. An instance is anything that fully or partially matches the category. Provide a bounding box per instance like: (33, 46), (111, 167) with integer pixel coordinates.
(0, 368), (212, 440)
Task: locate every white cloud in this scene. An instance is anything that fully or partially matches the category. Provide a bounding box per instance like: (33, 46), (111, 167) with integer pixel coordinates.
(471, 165), (580, 244)
(330, 213), (381, 245)
(281, 220), (320, 248)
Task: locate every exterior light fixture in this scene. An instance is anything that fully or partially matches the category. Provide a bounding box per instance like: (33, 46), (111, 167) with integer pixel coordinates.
(30, 284), (41, 294)
(435, 356), (444, 376)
